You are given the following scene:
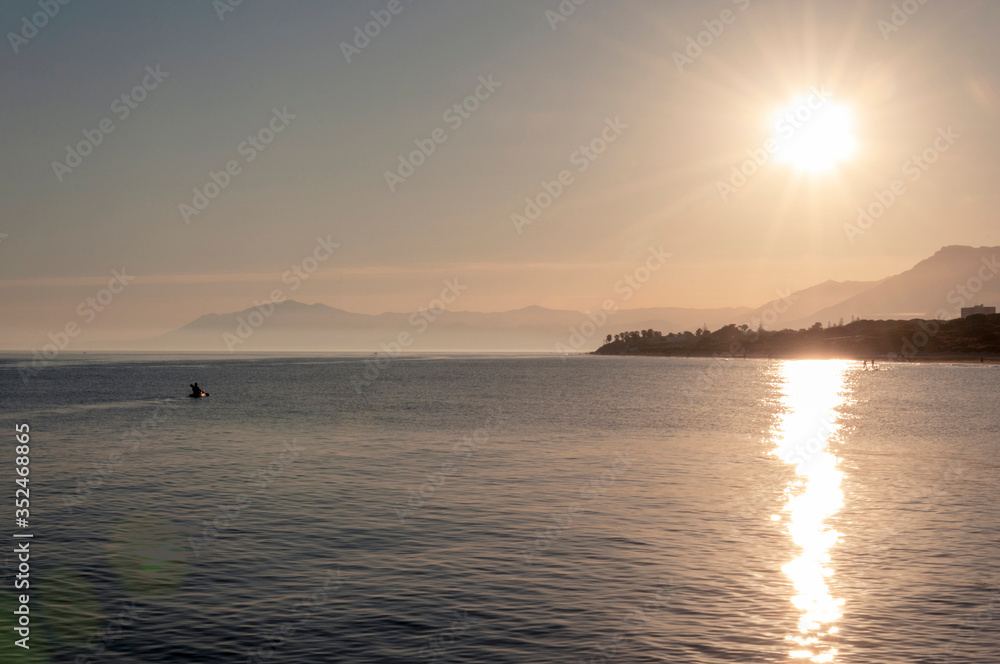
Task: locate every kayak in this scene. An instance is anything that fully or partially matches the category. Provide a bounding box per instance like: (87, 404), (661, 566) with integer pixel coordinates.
(188, 392), (209, 398)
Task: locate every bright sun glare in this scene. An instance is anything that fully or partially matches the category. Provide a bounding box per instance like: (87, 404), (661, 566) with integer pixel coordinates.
(771, 94), (857, 174)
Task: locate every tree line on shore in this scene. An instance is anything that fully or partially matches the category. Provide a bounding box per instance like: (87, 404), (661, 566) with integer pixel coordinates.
(595, 315), (1000, 360)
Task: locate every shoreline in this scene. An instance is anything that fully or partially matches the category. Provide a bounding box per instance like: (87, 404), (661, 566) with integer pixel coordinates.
(593, 315), (1000, 362)
(588, 352), (1000, 364)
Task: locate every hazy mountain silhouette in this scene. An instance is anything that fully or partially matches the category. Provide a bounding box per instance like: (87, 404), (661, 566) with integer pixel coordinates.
(118, 302), (752, 352)
(100, 245), (1000, 352)
(744, 279), (881, 330)
(780, 245), (1000, 329)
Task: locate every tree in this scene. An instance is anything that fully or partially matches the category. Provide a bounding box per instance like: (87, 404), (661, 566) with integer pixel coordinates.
(606, 334), (613, 344)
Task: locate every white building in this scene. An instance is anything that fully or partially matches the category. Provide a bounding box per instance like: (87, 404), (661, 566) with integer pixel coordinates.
(961, 304), (996, 318)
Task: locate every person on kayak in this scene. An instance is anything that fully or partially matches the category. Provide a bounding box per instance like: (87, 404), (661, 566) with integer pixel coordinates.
(190, 382), (203, 397)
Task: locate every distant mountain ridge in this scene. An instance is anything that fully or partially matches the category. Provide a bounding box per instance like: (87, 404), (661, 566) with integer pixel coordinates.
(113, 301), (754, 352)
(781, 245), (1000, 329)
(94, 245), (1000, 352)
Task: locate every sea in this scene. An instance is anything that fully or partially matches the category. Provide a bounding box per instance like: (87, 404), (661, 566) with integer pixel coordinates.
(0, 353), (997, 663)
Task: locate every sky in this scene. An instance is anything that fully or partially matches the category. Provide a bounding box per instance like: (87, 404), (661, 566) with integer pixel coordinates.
(2, 0), (1000, 347)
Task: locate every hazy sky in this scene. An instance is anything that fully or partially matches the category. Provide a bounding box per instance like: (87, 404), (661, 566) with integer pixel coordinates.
(2, 0), (1000, 346)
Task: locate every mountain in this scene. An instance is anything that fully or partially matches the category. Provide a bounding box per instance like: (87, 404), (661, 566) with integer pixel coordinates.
(94, 245), (1000, 352)
(112, 302), (754, 352)
(780, 245), (1000, 329)
(745, 279), (881, 330)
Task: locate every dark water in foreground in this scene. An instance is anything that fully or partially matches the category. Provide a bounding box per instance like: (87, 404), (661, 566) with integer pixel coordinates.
(0, 354), (998, 663)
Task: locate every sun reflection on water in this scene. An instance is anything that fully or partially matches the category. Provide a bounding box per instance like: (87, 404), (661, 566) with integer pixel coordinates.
(772, 360), (850, 663)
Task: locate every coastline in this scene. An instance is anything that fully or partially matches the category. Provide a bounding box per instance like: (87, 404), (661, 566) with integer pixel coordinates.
(588, 351), (1000, 363)
(592, 315), (1000, 362)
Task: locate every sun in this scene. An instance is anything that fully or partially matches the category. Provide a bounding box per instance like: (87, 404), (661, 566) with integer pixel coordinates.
(771, 93), (857, 174)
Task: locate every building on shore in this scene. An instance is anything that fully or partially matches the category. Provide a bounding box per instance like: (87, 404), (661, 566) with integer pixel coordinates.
(961, 304), (997, 318)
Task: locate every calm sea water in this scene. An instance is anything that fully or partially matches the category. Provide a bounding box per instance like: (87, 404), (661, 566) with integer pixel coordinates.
(0, 354), (998, 663)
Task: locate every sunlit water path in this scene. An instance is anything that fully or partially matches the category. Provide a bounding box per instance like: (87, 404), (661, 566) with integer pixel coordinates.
(771, 360), (850, 662)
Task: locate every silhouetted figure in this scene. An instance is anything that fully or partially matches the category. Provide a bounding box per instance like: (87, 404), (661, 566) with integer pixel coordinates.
(190, 382), (207, 397)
